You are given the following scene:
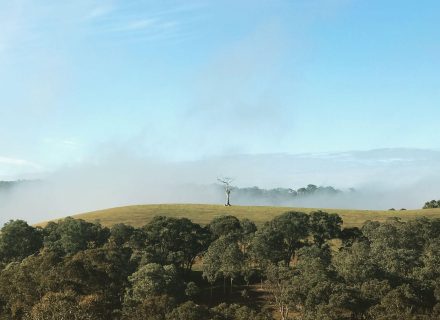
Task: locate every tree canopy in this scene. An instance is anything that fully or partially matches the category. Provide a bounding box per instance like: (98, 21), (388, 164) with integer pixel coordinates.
(0, 213), (440, 319)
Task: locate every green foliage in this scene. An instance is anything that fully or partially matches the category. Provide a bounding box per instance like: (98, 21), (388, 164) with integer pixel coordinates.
(309, 210), (342, 246)
(3, 213), (440, 319)
(165, 301), (210, 320)
(333, 241), (379, 284)
(210, 303), (271, 320)
(43, 217), (109, 255)
(24, 290), (106, 320)
(202, 236), (243, 293)
(233, 184), (341, 203)
(252, 211), (309, 264)
(0, 220), (43, 263)
(208, 215), (242, 239)
(265, 262), (295, 320)
(121, 295), (176, 320)
(109, 223), (135, 247)
(423, 199), (440, 209)
(184, 282), (200, 299)
(126, 263), (182, 303)
(141, 216), (211, 273)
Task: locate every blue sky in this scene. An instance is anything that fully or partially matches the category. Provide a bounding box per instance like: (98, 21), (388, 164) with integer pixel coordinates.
(1, 0), (440, 179)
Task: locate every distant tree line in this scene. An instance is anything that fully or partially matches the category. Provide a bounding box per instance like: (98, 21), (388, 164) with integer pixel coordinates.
(228, 184), (344, 204)
(0, 180), (39, 192)
(0, 181), (24, 190)
(423, 200), (440, 209)
(1, 212), (440, 319)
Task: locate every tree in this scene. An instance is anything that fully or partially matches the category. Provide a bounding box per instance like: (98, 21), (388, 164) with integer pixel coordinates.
(122, 295), (175, 320)
(368, 284), (419, 320)
(125, 263), (182, 303)
(217, 177), (234, 206)
(306, 184), (318, 194)
(0, 220), (43, 264)
(61, 245), (135, 314)
(26, 290), (106, 320)
(251, 224), (286, 266)
(288, 246), (342, 319)
(202, 236), (243, 296)
(252, 211), (310, 265)
(309, 211), (342, 247)
(208, 215), (242, 240)
(142, 217), (211, 274)
(265, 262), (295, 320)
(221, 241), (243, 295)
(340, 226), (363, 247)
(201, 241), (222, 299)
(333, 241), (378, 284)
(211, 303), (271, 320)
(109, 223), (135, 247)
(361, 219), (421, 277)
(238, 218), (257, 253)
(43, 218), (109, 255)
(0, 250), (63, 318)
(423, 200), (440, 209)
(166, 301), (210, 320)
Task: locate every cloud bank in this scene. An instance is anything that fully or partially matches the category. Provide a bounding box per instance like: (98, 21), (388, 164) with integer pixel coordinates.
(1, 148), (440, 225)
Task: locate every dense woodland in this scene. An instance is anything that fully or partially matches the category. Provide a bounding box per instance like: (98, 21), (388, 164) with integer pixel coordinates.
(1, 212), (440, 319)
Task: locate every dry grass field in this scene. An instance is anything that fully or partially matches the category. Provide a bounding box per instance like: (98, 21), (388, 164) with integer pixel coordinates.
(40, 203), (440, 228)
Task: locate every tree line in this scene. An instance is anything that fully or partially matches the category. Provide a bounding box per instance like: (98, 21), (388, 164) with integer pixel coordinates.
(1, 212), (440, 319)
(423, 200), (440, 209)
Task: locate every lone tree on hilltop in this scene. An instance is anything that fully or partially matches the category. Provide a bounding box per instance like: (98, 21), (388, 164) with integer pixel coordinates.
(217, 177), (233, 206)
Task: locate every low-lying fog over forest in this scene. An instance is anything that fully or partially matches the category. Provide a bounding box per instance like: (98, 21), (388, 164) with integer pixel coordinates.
(2, 148), (440, 225)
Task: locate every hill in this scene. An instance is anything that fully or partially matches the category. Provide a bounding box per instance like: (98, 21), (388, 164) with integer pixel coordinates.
(43, 204), (440, 228)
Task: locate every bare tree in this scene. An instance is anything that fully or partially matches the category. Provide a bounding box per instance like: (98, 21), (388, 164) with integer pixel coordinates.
(217, 177), (233, 206)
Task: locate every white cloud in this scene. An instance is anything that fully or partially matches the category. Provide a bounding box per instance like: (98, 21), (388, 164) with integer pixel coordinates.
(0, 156), (43, 180)
(86, 4), (115, 19)
(123, 19), (158, 31)
(0, 156), (39, 168)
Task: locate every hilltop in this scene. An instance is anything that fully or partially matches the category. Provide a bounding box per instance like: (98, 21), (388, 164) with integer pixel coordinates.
(40, 203), (440, 228)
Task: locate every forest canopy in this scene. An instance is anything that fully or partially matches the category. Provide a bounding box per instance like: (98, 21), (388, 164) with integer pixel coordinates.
(1, 212), (440, 319)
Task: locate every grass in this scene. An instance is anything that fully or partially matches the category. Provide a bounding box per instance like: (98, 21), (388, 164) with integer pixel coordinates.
(41, 203), (440, 228)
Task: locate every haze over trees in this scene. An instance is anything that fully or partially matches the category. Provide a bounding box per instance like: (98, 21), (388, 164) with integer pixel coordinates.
(225, 184), (345, 206)
(1, 212), (440, 319)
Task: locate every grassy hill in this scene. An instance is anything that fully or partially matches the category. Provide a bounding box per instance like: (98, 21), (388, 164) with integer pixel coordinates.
(45, 204), (440, 228)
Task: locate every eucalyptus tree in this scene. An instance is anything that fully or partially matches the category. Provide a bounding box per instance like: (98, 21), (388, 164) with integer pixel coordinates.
(42, 218), (109, 256)
(265, 262), (295, 320)
(217, 177), (234, 206)
(208, 215), (242, 240)
(309, 211), (342, 247)
(0, 220), (43, 263)
(142, 217), (211, 275)
(202, 236), (243, 296)
(252, 211), (310, 265)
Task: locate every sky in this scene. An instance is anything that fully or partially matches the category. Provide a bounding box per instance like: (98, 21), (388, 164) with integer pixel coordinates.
(1, 0), (440, 179)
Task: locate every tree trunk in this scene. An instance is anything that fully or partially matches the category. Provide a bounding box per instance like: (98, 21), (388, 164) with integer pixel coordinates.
(225, 190), (231, 206)
(230, 277), (233, 295)
(223, 276), (226, 295)
(280, 305), (289, 320)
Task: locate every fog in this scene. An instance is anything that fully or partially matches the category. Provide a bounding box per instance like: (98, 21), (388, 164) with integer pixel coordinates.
(1, 148), (440, 225)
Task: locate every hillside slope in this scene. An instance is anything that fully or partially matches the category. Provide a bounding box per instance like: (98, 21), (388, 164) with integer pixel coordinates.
(43, 204), (440, 228)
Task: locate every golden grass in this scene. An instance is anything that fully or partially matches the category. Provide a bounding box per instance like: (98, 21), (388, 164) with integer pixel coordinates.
(38, 204), (440, 228)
